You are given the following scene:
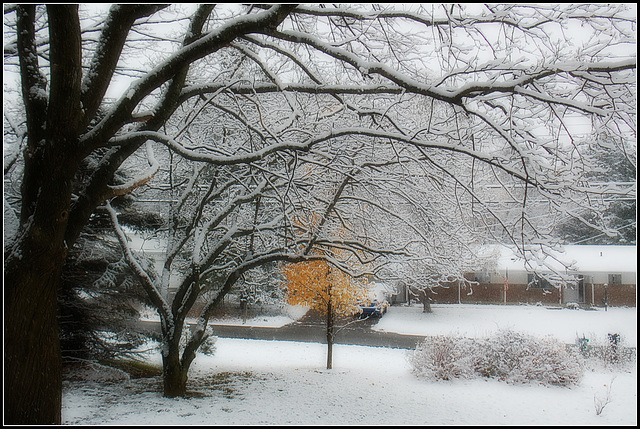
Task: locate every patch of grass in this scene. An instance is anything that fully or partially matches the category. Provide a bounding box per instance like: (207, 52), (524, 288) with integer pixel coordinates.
(187, 371), (257, 399)
(100, 358), (162, 379)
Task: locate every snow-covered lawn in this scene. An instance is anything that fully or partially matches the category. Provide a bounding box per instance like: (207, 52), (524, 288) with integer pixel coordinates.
(375, 304), (637, 347)
(62, 304), (637, 425)
(139, 303), (308, 328)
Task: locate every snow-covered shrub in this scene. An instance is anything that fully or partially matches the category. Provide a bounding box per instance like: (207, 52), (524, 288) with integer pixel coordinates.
(576, 332), (636, 371)
(409, 335), (477, 381)
(410, 330), (583, 386)
(476, 330), (582, 386)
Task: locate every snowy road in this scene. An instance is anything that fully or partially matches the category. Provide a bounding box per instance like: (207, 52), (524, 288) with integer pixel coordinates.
(138, 315), (427, 349)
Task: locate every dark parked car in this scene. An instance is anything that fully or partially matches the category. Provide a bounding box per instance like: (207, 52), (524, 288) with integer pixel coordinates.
(358, 299), (389, 317)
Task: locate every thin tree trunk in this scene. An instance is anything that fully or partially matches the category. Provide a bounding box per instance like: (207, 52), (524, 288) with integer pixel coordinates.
(423, 299), (433, 313)
(326, 299), (334, 370)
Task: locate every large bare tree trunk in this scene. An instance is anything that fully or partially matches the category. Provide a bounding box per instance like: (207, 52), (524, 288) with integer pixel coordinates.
(4, 135), (82, 423)
(410, 285), (433, 313)
(4, 140), (80, 424)
(4, 5), (83, 424)
(160, 318), (196, 398)
(5, 253), (64, 424)
(162, 351), (189, 398)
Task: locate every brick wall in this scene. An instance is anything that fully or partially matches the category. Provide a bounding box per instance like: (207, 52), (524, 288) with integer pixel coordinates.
(428, 282), (635, 307)
(589, 283), (636, 307)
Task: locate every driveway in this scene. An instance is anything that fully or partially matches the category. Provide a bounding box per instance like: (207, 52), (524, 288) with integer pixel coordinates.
(138, 313), (425, 350)
(211, 316), (425, 349)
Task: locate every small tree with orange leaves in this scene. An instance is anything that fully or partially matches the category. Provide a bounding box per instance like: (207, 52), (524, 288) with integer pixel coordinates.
(282, 259), (369, 369)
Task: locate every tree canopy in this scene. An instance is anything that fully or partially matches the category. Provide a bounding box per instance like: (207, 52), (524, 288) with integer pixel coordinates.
(3, 4), (636, 424)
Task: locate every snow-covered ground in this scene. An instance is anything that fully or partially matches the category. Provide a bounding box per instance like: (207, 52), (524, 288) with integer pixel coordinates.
(375, 304), (637, 347)
(139, 303), (308, 328)
(63, 304), (637, 425)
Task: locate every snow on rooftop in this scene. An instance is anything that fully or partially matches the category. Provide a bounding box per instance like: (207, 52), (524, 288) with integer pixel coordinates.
(491, 244), (636, 274)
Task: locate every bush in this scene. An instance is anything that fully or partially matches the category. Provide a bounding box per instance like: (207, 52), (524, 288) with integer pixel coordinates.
(479, 330), (582, 385)
(410, 329), (583, 386)
(409, 335), (477, 381)
(576, 332), (636, 371)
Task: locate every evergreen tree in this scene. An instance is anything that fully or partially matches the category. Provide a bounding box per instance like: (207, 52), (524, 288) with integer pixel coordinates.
(556, 140), (636, 245)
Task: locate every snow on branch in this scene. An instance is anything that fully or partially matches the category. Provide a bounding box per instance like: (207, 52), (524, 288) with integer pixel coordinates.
(105, 200), (172, 328)
(449, 59), (635, 104)
(79, 5), (296, 149)
(106, 141), (160, 198)
(107, 128), (538, 187)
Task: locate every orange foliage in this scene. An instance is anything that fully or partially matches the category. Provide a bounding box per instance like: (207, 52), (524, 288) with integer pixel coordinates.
(282, 260), (369, 317)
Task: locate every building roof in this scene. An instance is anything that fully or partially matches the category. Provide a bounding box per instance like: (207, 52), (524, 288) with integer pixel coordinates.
(491, 244), (636, 274)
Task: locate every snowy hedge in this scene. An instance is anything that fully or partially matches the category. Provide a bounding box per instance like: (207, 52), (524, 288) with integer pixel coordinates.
(409, 330), (583, 386)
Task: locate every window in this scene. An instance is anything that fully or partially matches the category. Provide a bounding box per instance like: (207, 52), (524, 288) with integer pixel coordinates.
(608, 274), (622, 285)
(527, 273), (552, 289)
